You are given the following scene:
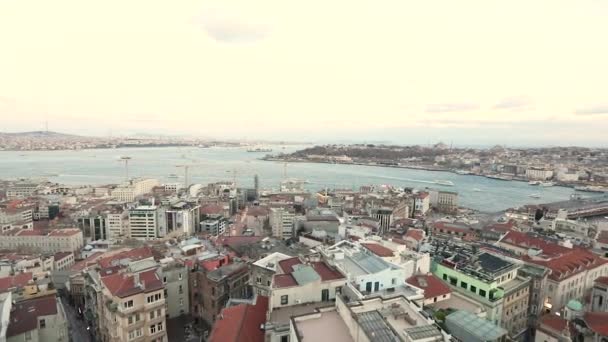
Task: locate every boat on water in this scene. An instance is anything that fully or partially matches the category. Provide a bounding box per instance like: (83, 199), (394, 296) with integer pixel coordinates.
(528, 181), (541, 185)
(529, 193), (541, 199)
(486, 174), (513, 181)
(434, 180), (455, 186)
(247, 147), (273, 152)
(574, 185), (608, 193)
(455, 170), (471, 175)
(539, 181), (554, 187)
(473, 188), (482, 192)
(167, 174), (179, 179)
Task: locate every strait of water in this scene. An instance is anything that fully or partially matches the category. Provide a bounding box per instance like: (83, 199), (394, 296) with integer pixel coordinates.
(0, 146), (578, 212)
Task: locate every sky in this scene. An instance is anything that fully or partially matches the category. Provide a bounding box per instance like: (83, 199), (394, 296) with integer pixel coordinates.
(0, 0), (607, 146)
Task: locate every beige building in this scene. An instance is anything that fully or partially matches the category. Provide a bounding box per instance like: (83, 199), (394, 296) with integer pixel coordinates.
(111, 178), (160, 202)
(270, 208), (295, 239)
(0, 228), (83, 253)
(500, 276), (530, 339)
(99, 268), (168, 342)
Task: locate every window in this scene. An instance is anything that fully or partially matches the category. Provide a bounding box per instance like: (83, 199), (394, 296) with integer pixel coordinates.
(180, 298), (184, 306)
(179, 273), (183, 280)
(193, 279), (197, 287)
(157, 322), (163, 331)
(157, 309), (162, 317)
(25, 331), (32, 341)
(39, 319), (46, 329)
(163, 276), (167, 283)
(281, 335), (289, 342)
(470, 285), (477, 293)
(150, 311), (155, 319)
(256, 276), (262, 284)
(179, 285), (183, 294)
(124, 300), (134, 309)
(150, 325), (156, 334)
(449, 277), (457, 286)
(391, 278), (396, 285)
(443, 274), (448, 281)
(460, 281), (468, 290)
(479, 289), (487, 297)
(281, 295), (288, 305)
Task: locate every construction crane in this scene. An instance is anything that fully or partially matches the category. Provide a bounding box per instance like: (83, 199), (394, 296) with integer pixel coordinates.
(119, 156), (131, 181)
(175, 164), (199, 188)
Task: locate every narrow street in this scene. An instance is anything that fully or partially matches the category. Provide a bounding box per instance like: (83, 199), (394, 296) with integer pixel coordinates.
(61, 296), (92, 342)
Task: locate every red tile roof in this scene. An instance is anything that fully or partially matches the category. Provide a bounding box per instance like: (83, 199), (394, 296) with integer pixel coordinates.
(101, 268), (163, 298)
(54, 252), (72, 261)
(0, 272), (33, 292)
(311, 262), (345, 281)
(584, 312), (608, 336)
(201, 204), (225, 215)
(70, 251), (105, 271)
(273, 274), (298, 288)
(218, 236), (264, 251)
(361, 243), (394, 257)
(597, 231), (608, 244)
(200, 255), (231, 271)
(7, 295), (58, 337)
(525, 248), (607, 281)
(246, 206), (269, 217)
(501, 231), (570, 256)
(406, 274), (451, 299)
(404, 229), (424, 242)
(97, 246), (154, 269)
(278, 257), (302, 273)
(208, 296), (269, 342)
(538, 315), (570, 336)
(595, 276), (608, 286)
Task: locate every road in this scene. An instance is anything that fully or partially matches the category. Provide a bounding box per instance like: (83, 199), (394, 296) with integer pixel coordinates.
(61, 296), (92, 342)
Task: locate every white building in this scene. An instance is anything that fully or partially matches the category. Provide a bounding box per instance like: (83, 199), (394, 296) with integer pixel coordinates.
(128, 206), (159, 240)
(0, 228), (83, 253)
(164, 202), (200, 237)
(525, 167), (554, 180)
(270, 208), (295, 239)
(111, 178), (159, 202)
(6, 183), (39, 199)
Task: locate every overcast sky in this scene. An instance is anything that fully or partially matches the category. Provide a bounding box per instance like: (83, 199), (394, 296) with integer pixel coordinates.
(1, 0), (607, 146)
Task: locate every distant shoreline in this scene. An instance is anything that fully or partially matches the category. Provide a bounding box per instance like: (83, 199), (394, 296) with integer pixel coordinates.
(261, 157), (583, 190)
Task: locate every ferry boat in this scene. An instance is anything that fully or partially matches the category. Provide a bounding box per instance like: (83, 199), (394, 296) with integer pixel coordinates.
(247, 147), (273, 153)
(528, 181), (541, 185)
(455, 170), (471, 175)
(529, 193), (541, 199)
(434, 180), (455, 186)
(574, 186), (608, 193)
(486, 174), (513, 181)
(473, 188), (482, 192)
(539, 182), (555, 187)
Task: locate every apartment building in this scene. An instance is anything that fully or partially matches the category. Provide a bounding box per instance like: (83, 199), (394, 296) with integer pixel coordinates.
(0, 206), (34, 232)
(190, 261), (250, 326)
(53, 252), (75, 271)
(270, 208), (295, 239)
(6, 294), (69, 342)
(99, 268), (167, 342)
(525, 167), (554, 180)
(430, 190), (459, 214)
(250, 252), (293, 296)
(6, 183), (39, 199)
(159, 259), (189, 318)
(0, 228), (83, 253)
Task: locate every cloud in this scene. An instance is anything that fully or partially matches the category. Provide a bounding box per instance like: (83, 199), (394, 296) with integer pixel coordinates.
(575, 104), (608, 115)
(197, 8), (270, 44)
(493, 96), (534, 111)
(425, 103), (479, 113)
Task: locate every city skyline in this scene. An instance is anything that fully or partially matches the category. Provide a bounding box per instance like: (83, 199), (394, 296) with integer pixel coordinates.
(1, 0), (607, 146)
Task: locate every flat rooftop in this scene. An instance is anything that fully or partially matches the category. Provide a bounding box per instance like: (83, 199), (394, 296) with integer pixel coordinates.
(269, 302), (334, 325)
(294, 310), (353, 342)
(428, 293), (485, 315)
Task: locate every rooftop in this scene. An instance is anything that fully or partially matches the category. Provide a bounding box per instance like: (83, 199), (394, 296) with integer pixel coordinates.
(208, 296), (269, 342)
(361, 243), (395, 257)
(269, 302), (334, 325)
(293, 309), (354, 342)
(100, 268), (163, 298)
(406, 274), (451, 300)
(7, 295), (58, 338)
(446, 310), (506, 340)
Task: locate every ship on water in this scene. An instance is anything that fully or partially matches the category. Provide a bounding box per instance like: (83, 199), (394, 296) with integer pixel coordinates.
(434, 180), (455, 186)
(247, 147), (273, 152)
(485, 174), (513, 181)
